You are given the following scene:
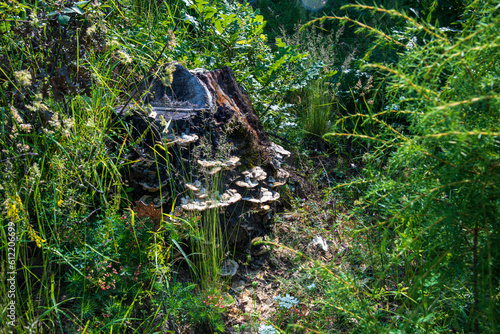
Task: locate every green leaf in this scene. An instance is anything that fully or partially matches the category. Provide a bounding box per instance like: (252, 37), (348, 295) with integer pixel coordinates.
(194, 0), (208, 12)
(214, 20), (223, 34)
(62, 6), (84, 15)
(57, 14), (70, 25)
(75, 1), (90, 6)
(203, 7), (217, 20)
(47, 11), (59, 16)
(275, 38), (286, 48)
(71, 6), (84, 15)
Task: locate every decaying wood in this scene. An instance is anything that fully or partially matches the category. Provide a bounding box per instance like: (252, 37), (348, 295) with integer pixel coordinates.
(115, 64), (291, 251)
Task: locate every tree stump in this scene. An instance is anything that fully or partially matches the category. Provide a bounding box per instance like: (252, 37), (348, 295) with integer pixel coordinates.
(116, 64), (290, 252)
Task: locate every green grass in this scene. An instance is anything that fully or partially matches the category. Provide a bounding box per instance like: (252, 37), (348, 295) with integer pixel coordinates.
(301, 78), (333, 139)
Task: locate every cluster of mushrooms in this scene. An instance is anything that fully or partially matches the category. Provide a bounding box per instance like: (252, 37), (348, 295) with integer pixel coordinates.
(179, 147), (291, 214)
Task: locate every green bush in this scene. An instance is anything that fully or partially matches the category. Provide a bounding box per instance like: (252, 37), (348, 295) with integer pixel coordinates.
(174, 0), (322, 122)
(323, 1), (499, 332)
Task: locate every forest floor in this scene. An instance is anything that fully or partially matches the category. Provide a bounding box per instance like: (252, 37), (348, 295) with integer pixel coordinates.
(178, 148), (363, 333)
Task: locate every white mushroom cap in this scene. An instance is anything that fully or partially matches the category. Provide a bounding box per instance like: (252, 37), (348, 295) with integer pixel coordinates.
(242, 166), (267, 181)
(258, 204), (271, 213)
(269, 168), (289, 188)
(198, 156), (241, 174)
(198, 160), (221, 168)
(242, 187), (280, 203)
(260, 189), (278, 202)
(181, 199), (208, 211)
(165, 133), (199, 147)
(270, 142), (291, 158)
(207, 166), (222, 175)
(180, 133), (198, 141)
(185, 181), (208, 198)
(276, 168), (290, 179)
(185, 182), (201, 192)
(196, 188), (208, 199)
(270, 180), (286, 188)
(219, 189), (242, 205)
(180, 189), (241, 211)
(223, 156), (241, 169)
(238, 166), (267, 189)
(235, 175), (259, 188)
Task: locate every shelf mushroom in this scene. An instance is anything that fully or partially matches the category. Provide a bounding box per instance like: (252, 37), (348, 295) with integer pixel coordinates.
(185, 180), (208, 199)
(164, 132), (199, 147)
(197, 156), (241, 175)
(242, 187), (280, 204)
(138, 179), (169, 192)
(236, 166), (267, 188)
(268, 168), (289, 188)
(185, 180), (202, 192)
(269, 142), (291, 168)
(180, 188), (242, 211)
(138, 194), (169, 208)
(270, 142), (291, 159)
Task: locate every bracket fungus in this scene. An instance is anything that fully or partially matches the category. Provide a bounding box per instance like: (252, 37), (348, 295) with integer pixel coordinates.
(219, 189), (242, 205)
(242, 187), (280, 204)
(256, 204), (271, 214)
(138, 195), (154, 207)
(138, 195), (169, 208)
(165, 132), (199, 147)
(185, 180), (202, 192)
(235, 175), (259, 188)
(138, 179), (169, 192)
(236, 166), (267, 188)
(268, 168), (289, 188)
(197, 156), (241, 175)
(219, 259), (239, 277)
(241, 166), (267, 181)
(269, 142), (291, 168)
(270, 142), (291, 159)
(180, 198), (208, 211)
(180, 188), (242, 211)
(196, 187), (208, 199)
(185, 181), (208, 199)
